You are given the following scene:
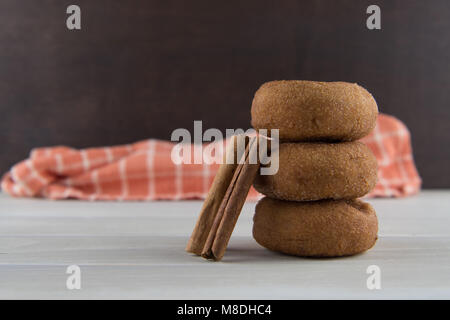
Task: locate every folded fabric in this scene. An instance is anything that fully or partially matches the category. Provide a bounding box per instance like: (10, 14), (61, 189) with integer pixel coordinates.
(1, 114), (421, 201)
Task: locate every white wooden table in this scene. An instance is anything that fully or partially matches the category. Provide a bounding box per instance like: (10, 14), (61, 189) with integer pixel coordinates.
(1, 191), (449, 299)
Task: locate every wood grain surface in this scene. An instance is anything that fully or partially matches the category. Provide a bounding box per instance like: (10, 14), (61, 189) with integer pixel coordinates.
(1, 191), (450, 299)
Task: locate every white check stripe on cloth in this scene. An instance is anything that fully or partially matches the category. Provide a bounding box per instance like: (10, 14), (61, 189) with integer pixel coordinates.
(118, 159), (128, 201)
(372, 124), (393, 196)
(146, 140), (156, 200)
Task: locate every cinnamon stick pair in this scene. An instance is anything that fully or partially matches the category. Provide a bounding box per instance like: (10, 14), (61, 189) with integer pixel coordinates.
(186, 135), (262, 261)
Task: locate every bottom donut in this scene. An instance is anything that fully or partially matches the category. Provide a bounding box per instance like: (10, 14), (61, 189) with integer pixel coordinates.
(253, 197), (378, 257)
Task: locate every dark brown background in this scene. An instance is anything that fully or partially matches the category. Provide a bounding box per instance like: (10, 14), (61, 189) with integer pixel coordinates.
(1, 0), (449, 187)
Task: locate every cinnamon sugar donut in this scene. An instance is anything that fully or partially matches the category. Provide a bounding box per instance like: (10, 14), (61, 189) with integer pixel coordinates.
(253, 141), (378, 201)
(251, 80), (378, 141)
(253, 197), (378, 257)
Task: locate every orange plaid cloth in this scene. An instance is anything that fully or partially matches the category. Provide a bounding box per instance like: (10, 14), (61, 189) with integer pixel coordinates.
(1, 114), (421, 200)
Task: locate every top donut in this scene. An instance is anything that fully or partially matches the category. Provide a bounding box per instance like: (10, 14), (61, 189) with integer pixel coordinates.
(251, 80), (378, 141)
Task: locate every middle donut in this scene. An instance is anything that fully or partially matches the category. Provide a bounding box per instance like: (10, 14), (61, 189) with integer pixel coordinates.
(254, 141), (378, 201)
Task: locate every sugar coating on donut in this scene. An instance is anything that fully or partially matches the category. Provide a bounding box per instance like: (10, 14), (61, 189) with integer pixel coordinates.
(253, 197), (378, 257)
(251, 80), (378, 142)
(253, 141), (378, 201)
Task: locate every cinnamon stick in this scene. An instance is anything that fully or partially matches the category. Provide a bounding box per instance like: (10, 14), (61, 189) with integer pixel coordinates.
(201, 136), (262, 261)
(185, 135), (240, 255)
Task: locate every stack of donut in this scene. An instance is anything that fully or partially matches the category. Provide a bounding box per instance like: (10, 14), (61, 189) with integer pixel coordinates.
(251, 80), (379, 257)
